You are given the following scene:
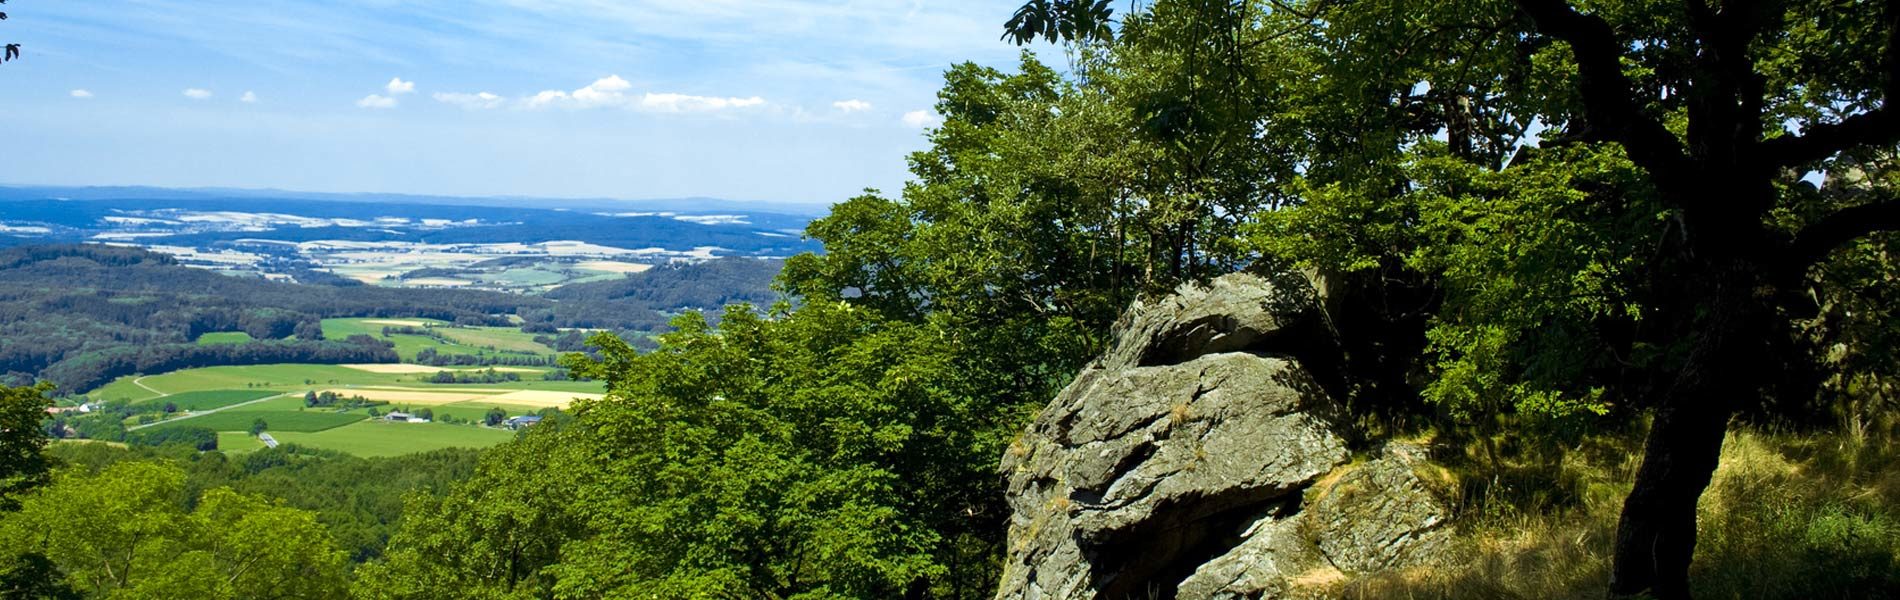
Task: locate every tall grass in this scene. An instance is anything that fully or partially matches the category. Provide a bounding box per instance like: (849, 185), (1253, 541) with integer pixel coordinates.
(1319, 425), (1899, 599)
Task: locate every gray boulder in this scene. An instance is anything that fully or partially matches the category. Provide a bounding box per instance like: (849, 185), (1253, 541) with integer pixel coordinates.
(995, 273), (1451, 600)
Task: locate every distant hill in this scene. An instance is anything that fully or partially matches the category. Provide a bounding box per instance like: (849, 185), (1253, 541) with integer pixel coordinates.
(0, 183), (832, 217)
(0, 245), (785, 393)
(545, 258), (784, 310)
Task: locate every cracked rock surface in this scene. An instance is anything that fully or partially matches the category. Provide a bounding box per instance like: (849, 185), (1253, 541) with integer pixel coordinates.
(995, 273), (1452, 600)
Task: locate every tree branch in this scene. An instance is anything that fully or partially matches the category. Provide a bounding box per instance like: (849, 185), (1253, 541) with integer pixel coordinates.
(1515, 0), (1696, 196)
(1760, 0), (1900, 167)
(1787, 198), (1900, 268)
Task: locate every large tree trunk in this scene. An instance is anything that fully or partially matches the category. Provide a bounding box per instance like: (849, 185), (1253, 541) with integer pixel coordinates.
(1607, 392), (1734, 598)
(1609, 259), (1774, 599)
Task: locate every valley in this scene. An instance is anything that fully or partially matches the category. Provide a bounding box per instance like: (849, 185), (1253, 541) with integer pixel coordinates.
(0, 185), (818, 293)
(62, 316), (609, 458)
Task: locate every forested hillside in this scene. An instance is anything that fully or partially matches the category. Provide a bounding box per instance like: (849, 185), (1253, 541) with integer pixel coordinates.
(542, 257), (783, 310)
(0, 245), (777, 392)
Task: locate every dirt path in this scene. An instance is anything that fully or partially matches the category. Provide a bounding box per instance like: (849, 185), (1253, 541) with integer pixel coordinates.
(127, 392), (296, 431)
(132, 376), (170, 398)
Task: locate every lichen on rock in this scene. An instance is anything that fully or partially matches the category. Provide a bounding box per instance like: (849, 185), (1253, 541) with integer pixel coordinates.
(995, 273), (1453, 600)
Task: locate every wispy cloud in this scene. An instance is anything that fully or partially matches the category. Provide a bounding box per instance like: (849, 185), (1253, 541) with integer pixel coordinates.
(70, 89), (95, 99)
(386, 77), (416, 94)
(183, 88), (213, 100)
(832, 99), (872, 112)
(901, 109), (941, 128)
(356, 94), (398, 109)
(240, 91), (259, 103)
(434, 91), (505, 110)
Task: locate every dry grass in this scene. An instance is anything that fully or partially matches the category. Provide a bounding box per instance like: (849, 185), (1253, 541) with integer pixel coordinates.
(481, 390), (605, 408)
(1317, 426), (1900, 600)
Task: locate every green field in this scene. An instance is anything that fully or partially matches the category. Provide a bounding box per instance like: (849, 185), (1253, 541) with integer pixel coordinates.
(217, 431), (265, 454)
(431, 326), (553, 354)
(320, 318), (557, 362)
(89, 363), (603, 403)
(141, 389), (277, 411)
(85, 361), (594, 457)
(271, 420), (517, 458)
(148, 409), (364, 433)
(195, 331), (255, 345)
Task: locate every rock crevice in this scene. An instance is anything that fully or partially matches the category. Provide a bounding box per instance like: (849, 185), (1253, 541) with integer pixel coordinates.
(996, 273), (1451, 600)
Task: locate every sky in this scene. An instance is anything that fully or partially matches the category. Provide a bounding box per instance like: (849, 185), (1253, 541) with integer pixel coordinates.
(0, 0), (1055, 205)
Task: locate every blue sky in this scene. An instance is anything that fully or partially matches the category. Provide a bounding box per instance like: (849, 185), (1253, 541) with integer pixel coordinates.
(0, 0), (1052, 205)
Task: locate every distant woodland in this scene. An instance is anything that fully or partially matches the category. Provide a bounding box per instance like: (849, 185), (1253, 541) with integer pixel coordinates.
(0, 245), (781, 393)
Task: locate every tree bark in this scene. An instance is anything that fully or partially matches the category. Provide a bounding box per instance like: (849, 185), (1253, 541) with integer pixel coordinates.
(1609, 258), (1773, 599)
(1607, 389), (1733, 598)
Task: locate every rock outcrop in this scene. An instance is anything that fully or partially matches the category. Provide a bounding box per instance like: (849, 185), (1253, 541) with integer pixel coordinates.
(996, 273), (1451, 600)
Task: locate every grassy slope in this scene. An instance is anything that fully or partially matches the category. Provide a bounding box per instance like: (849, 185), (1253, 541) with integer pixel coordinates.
(272, 420), (516, 458)
(141, 389), (277, 410)
(195, 331), (255, 345)
(321, 318), (556, 361)
(1328, 427), (1900, 599)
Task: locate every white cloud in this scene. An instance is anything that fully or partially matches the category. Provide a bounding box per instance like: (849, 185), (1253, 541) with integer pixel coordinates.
(571, 75), (633, 107)
(240, 91), (259, 103)
(183, 88), (213, 100)
(434, 91), (505, 110)
(520, 75), (765, 114)
(70, 89), (94, 99)
(386, 77), (416, 94)
(639, 92), (765, 113)
(356, 94), (398, 109)
(832, 99), (872, 112)
(527, 75), (634, 109)
(901, 109), (942, 128)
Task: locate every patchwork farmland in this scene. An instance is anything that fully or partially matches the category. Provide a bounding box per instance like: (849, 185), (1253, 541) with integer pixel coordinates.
(88, 319), (607, 457)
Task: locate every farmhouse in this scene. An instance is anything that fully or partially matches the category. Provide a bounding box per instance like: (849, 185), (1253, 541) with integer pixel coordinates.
(505, 415), (542, 430)
(383, 411), (431, 424)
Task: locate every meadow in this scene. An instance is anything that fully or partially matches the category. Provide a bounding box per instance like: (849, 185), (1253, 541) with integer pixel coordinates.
(194, 331), (254, 345)
(91, 359), (604, 457)
(319, 317), (558, 362)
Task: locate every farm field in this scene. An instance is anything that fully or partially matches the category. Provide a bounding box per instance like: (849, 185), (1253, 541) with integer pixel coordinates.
(92, 363), (602, 403)
(320, 317), (559, 362)
(148, 408), (364, 433)
(89, 361), (603, 457)
(195, 331), (255, 345)
(270, 420), (517, 458)
(148, 389), (278, 411)
(316, 251), (653, 294)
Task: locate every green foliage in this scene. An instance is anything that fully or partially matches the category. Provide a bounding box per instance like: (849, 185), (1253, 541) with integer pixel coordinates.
(0, 461), (350, 599)
(367, 304), (1025, 597)
(0, 383), (53, 511)
(127, 426), (219, 451)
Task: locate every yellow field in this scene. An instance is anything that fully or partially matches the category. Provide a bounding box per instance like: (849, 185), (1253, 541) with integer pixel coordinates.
(406, 278), (473, 287)
(575, 260), (653, 274)
(360, 319), (430, 327)
(481, 390), (605, 408)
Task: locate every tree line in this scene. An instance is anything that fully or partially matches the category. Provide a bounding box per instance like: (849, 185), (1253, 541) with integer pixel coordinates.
(0, 245), (771, 392)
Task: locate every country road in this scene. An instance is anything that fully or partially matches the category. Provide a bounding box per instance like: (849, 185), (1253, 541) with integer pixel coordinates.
(127, 392), (298, 431)
(132, 376), (169, 398)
